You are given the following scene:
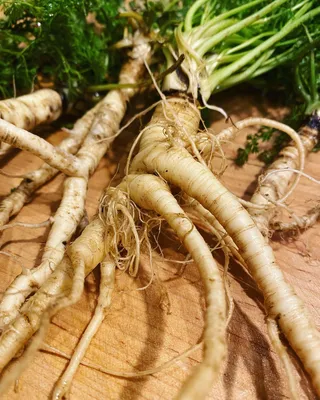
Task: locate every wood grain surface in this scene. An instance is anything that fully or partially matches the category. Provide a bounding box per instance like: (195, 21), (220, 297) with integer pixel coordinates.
(0, 91), (319, 399)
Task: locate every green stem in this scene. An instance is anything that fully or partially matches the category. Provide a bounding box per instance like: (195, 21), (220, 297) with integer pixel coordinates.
(225, 32), (275, 55)
(191, 0), (265, 40)
(309, 49), (318, 102)
(208, 6), (320, 94)
(184, 0), (207, 32)
(219, 50), (273, 88)
(197, 0), (288, 57)
(295, 66), (311, 104)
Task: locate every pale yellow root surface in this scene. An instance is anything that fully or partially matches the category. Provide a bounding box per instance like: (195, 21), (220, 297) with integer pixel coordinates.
(0, 102), (99, 227)
(0, 39), (151, 328)
(0, 218), (106, 374)
(0, 119), (84, 176)
(0, 89), (62, 158)
(248, 121), (319, 238)
(52, 258), (115, 400)
(119, 174), (227, 400)
(128, 99), (320, 396)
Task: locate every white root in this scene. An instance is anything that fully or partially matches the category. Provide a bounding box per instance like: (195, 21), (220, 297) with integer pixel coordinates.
(119, 174), (227, 399)
(247, 116), (319, 238)
(0, 217), (106, 372)
(52, 258), (115, 400)
(0, 217), (53, 232)
(0, 119), (85, 176)
(0, 40), (151, 328)
(0, 89), (62, 158)
(267, 318), (299, 400)
(0, 102), (99, 227)
(127, 99), (320, 396)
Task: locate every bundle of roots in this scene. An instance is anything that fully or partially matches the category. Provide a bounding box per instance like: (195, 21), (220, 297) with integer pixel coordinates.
(0, 55), (319, 399)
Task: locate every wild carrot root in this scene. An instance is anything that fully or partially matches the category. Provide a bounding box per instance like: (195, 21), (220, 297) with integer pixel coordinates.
(0, 218), (106, 380)
(0, 119), (86, 175)
(52, 257), (115, 400)
(0, 103), (99, 226)
(0, 40), (151, 328)
(126, 98), (320, 396)
(247, 111), (320, 238)
(271, 203), (320, 232)
(117, 174), (227, 399)
(0, 89), (62, 158)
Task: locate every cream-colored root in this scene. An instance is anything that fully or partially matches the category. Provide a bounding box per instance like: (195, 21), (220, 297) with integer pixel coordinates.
(271, 204), (320, 232)
(0, 217), (106, 374)
(217, 117), (305, 203)
(0, 119), (86, 176)
(119, 174), (227, 400)
(0, 316), (49, 396)
(267, 318), (299, 400)
(52, 258), (115, 400)
(0, 102), (99, 227)
(0, 89), (62, 158)
(0, 89), (62, 130)
(128, 99), (320, 395)
(42, 341), (203, 378)
(0, 217), (53, 232)
(0, 40), (151, 329)
(247, 119), (319, 238)
(183, 199), (246, 268)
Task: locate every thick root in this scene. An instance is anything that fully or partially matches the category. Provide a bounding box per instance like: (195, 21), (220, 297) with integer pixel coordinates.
(0, 89), (62, 130)
(128, 99), (320, 396)
(0, 89), (62, 158)
(120, 174), (227, 399)
(0, 40), (151, 328)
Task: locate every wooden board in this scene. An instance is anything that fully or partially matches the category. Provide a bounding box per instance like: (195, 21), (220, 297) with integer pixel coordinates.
(0, 91), (319, 399)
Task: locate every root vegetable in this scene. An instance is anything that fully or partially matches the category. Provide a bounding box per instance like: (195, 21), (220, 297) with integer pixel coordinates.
(128, 99), (320, 396)
(0, 40), (151, 328)
(0, 89), (62, 158)
(0, 103), (99, 226)
(248, 111), (320, 238)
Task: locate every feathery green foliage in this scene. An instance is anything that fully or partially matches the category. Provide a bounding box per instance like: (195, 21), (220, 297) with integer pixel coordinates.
(0, 0), (125, 99)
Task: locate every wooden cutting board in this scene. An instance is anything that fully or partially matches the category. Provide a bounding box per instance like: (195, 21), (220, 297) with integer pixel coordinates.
(0, 91), (319, 399)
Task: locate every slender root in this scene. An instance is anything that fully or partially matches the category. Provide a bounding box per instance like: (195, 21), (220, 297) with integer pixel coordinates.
(42, 342), (203, 378)
(52, 258), (115, 400)
(248, 113), (319, 239)
(271, 204), (320, 232)
(267, 318), (299, 400)
(0, 217), (53, 232)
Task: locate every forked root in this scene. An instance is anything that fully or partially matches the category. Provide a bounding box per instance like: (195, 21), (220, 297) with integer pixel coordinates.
(0, 39), (151, 329)
(52, 258), (115, 400)
(0, 217), (106, 373)
(248, 112), (319, 239)
(119, 174), (227, 399)
(0, 89), (62, 159)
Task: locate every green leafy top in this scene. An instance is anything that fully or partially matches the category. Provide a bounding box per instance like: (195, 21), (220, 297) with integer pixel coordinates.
(0, 0), (125, 99)
(172, 0), (320, 100)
